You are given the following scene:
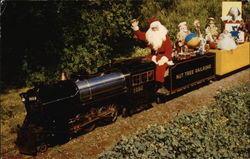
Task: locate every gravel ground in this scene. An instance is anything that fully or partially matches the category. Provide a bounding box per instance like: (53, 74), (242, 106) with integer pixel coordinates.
(2, 68), (249, 159)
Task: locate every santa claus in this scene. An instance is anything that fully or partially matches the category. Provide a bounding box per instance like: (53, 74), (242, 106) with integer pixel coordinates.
(131, 19), (174, 94)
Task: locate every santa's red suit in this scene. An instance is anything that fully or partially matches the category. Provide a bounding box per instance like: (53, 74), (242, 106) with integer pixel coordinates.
(132, 19), (173, 83)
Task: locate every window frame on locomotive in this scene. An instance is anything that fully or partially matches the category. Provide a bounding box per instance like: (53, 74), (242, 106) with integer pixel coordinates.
(131, 70), (154, 87)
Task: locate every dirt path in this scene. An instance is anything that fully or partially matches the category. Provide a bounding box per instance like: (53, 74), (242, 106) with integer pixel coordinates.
(2, 68), (249, 159)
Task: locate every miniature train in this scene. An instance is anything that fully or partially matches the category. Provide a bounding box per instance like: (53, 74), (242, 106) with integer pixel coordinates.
(16, 49), (249, 155)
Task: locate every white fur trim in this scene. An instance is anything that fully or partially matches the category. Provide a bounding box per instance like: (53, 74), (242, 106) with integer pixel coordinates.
(151, 55), (157, 64)
(131, 26), (139, 31)
(158, 60), (164, 66)
(167, 61), (174, 66)
(160, 56), (169, 63)
(150, 21), (161, 28)
(157, 56), (168, 66)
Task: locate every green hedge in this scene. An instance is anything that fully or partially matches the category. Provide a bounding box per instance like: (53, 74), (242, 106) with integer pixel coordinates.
(99, 81), (250, 159)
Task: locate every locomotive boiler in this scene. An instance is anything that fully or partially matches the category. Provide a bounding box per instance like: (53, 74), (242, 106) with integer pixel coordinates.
(16, 57), (157, 155)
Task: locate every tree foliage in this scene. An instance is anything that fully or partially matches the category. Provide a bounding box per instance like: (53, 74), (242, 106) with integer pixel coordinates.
(2, 1), (137, 86)
(1, 0), (250, 86)
(137, 0), (223, 40)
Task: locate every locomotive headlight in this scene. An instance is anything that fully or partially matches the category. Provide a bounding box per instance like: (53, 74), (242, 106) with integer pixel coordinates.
(20, 93), (27, 102)
(21, 97), (26, 102)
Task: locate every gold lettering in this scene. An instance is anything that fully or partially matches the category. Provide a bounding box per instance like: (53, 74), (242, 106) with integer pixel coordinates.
(195, 64), (212, 73)
(175, 64), (212, 80)
(176, 73), (184, 79)
(184, 70), (194, 76)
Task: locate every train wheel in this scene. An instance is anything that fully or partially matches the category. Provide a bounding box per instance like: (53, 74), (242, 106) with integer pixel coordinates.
(107, 104), (118, 122)
(36, 143), (48, 153)
(98, 104), (118, 125)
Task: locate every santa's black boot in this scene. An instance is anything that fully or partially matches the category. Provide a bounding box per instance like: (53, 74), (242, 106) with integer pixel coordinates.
(156, 83), (170, 95)
(155, 82), (162, 91)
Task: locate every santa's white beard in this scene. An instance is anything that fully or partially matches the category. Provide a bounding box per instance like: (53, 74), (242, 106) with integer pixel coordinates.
(146, 25), (168, 51)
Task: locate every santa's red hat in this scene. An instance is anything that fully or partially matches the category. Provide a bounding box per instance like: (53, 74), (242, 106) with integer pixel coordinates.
(148, 18), (161, 28)
(148, 18), (158, 25)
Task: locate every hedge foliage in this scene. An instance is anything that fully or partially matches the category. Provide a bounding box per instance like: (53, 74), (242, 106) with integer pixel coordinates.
(2, 0), (250, 86)
(99, 81), (250, 159)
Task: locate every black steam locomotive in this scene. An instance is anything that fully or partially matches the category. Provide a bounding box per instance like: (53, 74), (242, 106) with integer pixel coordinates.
(16, 53), (216, 155)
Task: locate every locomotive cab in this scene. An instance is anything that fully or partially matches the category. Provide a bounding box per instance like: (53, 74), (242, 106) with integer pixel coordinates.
(112, 57), (157, 115)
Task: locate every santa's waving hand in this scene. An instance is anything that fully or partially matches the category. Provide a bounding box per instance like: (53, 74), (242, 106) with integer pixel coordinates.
(131, 19), (174, 93)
